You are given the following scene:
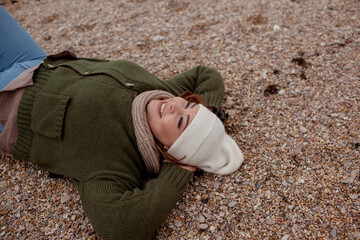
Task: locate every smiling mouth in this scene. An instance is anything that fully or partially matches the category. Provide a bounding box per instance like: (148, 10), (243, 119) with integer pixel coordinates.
(160, 102), (166, 117)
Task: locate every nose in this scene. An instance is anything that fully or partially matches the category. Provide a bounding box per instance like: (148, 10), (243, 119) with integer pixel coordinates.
(168, 101), (182, 114)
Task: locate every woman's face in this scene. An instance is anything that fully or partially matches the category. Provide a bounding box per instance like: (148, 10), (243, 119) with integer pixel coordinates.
(146, 97), (200, 148)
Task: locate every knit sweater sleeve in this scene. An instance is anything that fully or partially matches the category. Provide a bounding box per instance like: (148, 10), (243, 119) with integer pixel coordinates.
(75, 162), (193, 240)
(165, 66), (225, 113)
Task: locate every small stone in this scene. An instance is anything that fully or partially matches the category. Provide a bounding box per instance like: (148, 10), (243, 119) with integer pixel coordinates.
(203, 213), (212, 220)
(353, 232), (360, 238)
(227, 110), (236, 117)
(350, 194), (358, 200)
(14, 185), (20, 192)
(198, 215), (206, 222)
(273, 24), (281, 31)
(340, 170), (358, 184)
(209, 226), (216, 231)
(341, 207), (346, 214)
(199, 224), (208, 230)
(340, 177), (352, 184)
(293, 147), (302, 154)
(256, 182), (262, 189)
(250, 45), (257, 51)
(71, 215), (76, 221)
(174, 222), (182, 227)
(266, 219), (275, 225)
(226, 99), (234, 106)
(344, 63), (352, 69)
(60, 195), (71, 203)
(281, 235), (290, 240)
(261, 70), (267, 79)
(300, 126), (307, 133)
(330, 113), (339, 117)
(152, 35), (164, 42)
(228, 201), (237, 207)
(178, 204), (185, 210)
(278, 89), (285, 95)
(330, 228), (337, 237)
(242, 121), (249, 127)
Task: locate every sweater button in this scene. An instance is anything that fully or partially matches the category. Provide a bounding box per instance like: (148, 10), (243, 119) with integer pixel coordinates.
(47, 64), (55, 68)
(125, 83), (134, 88)
(83, 71), (91, 75)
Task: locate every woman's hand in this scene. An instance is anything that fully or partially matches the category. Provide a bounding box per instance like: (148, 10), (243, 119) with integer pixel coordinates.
(176, 163), (197, 172)
(164, 160), (197, 172)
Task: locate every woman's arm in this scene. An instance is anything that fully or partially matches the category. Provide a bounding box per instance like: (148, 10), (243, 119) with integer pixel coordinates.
(165, 66), (225, 114)
(74, 162), (192, 240)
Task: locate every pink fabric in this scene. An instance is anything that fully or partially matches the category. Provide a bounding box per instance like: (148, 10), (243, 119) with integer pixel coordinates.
(0, 64), (39, 156)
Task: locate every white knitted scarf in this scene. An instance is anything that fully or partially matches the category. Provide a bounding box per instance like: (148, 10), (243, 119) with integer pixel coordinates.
(131, 90), (175, 175)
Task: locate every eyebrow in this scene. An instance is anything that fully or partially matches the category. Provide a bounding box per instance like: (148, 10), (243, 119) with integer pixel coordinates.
(190, 103), (196, 108)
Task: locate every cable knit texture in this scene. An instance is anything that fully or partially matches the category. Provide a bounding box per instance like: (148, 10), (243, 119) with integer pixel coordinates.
(13, 53), (225, 240)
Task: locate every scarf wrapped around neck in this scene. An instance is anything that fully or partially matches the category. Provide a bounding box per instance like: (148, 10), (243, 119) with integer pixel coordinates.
(131, 90), (175, 175)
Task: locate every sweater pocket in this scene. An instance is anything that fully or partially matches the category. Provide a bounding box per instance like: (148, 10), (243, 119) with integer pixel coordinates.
(31, 91), (70, 140)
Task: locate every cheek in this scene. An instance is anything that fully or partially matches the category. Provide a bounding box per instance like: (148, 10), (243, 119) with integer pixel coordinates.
(158, 118), (179, 146)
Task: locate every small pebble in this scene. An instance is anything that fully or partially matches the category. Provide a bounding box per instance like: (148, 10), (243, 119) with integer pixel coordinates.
(228, 201), (237, 207)
(152, 35), (164, 42)
(330, 228), (337, 238)
(273, 24), (281, 31)
(203, 213), (212, 220)
(227, 110), (236, 117)
(60, 195), (71, 203)
(174, 222), (182, 227)
(199, 224), (208, 230)
(340, 177), (352, 184)
(178, 204), (185, 210)
(300, 126), (307, 133)
(242, 121), (249, 127)
(266, 219), (275, 225)
(293, 147), (302, 154)
(281, 235), (290, 240)
(198, 215), (205, 222)
(226, 99), (234, 106)
(350, 194), (358, 200)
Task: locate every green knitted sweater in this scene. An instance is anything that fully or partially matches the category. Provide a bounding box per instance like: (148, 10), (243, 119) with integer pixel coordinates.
(13, 52), (225, 240)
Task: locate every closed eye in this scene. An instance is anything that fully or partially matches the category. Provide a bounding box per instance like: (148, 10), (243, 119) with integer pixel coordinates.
(185, 101), (197, 109)
(178, 116), (183, 129)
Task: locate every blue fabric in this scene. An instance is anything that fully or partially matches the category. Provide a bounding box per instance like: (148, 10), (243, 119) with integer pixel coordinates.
(0, 6), (46, 90)
(0, 6), (47, 133)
